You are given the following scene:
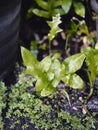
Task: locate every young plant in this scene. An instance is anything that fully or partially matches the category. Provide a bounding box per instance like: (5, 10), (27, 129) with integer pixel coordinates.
(21, 47), (62, 97)
(21, 13), (86, 97)
(82, 44), (98, 100)
(21, 35), (98, 102)
(21, 46), (86, 97)
(47, 13), (62, 52)
(22, 10), (98, 102)
(61, 53), (85, 89)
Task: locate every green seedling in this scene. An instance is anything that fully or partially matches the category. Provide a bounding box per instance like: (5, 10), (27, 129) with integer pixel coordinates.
(21, 47), (85, 97)
(47, 13), (62, 52)
(21, 40), (98, 99)
(82, 45), (98, 100)
(21, 13), (86, 97)
(61, 53), (85, 89)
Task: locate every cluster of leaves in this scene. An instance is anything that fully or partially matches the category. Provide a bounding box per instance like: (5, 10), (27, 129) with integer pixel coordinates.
(27, 0), (85, 19)
(21, 44), (98, 99)
(66, 19), (96, 49)
(83, 44), (98, 98)
(21, 14), (84, 97)
(66, 19), (89, 39)
(21, 12), (98, 100)
(27, 1), (89, 57)
(0, 82), (7, 130)
(21, 47), (86, 97)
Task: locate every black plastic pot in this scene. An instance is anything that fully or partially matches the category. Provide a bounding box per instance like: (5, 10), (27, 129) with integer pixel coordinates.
(0, 0), (21, 80)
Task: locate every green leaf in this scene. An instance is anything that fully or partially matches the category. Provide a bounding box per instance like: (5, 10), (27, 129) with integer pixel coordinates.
(32, 9), (49, 18)
(73, 2), (85, 17)
(47, 72), (54, 81)
(63, 53), (85, 74)
(36, 77), (56, 97)
(40, 56), (51, 72)
(21, 47), (39, 76)
(70, 20), (79, 32)
(51, 59), (61, 78)
(21, 47), (37, 66)
(62, 0), (72, 14)
(41, 87), (55, 97)
(46, 58), (62, 87)
(47, 13), (62, 41)
(83, 47), (98, 82)
(36, 78), (48, 92)
(49, 59), (62, 88)
(62, 74), (84, 89)
(94, 54), (98, 74)
(35, 0), (48, 10)
(21, 47), (58, 97)
(78, 21), (89, 35)
(52, 78), (60, 88)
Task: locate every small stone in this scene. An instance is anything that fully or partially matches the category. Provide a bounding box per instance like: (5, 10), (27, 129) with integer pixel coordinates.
(82, 107), (87, 115)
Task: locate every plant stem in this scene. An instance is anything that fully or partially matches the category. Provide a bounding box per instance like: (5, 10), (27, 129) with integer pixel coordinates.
(83, 102), (98, 124)
(65, 35), (69, 51)
(86, 71), (94, 101)
(49, 40), (51, 54)
(83, 70), (98, 124)
(65, 35), (70, 56)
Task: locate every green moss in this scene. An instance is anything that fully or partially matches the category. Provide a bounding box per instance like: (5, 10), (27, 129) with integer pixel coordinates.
(1, 74), (97, 130)
(0, 82), (7, 130)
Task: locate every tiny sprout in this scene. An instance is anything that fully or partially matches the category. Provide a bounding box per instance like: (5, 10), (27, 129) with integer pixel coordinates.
(47, 13), (62, 42)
